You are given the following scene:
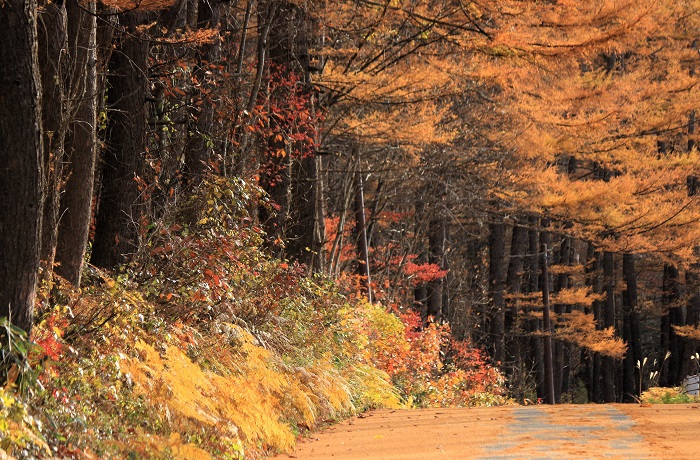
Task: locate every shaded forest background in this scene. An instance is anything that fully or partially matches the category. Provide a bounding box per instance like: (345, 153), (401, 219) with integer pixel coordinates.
(3, 0), (700, 456)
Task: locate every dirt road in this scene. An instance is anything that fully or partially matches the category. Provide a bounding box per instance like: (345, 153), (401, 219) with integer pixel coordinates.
(274, 404), (700, 459)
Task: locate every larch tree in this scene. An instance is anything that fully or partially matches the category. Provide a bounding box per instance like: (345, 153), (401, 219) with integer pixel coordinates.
(0, 0), (44, 333)
(37, 0), (68, 279)
(54, 0), (99, 286)
(90, 9), (152, 269)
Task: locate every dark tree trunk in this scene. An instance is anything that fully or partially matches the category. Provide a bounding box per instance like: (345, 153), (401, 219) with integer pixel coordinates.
(682, 184), (700, 378)
(524, 216), (544, 400)
(681, 266), (700, 377)
(602, 251), (617, 402)
(426, 214), (446, 322)
(505, 224), (527, 392)
(286, 154), (326, 271)
(586, 247), (604, 403)
(354, 170), (371, 302)
(37, 0), (68, 277)
(540, 228), (556, 404)
(90, 13), (149, 269)
(260, 1), (324, 269)
(553, 232), (573, 402)
(489, 221), (506, 364)
(683, 257), (700, 378)
(183, 0), (221, 183)
(55, 0), (98, 286)
(661, 264), (684, 386)
(441, 224), (452, 323)
(689, 111), (696, 152)
(622, 253), (642, 402)
(413, 199), (428, 314)
(0, 0), (44, 333)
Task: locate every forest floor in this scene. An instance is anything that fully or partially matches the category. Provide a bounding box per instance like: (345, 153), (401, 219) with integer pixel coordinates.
(273, 404), (700, 459)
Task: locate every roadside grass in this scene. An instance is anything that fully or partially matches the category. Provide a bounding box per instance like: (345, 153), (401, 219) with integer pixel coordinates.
(1, 178), (507, 459)
(640, 387), (700, 404)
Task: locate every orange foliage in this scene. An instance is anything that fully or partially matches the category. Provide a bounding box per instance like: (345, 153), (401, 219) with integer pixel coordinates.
(358, 306), (506, 407)
(98, 0), (176, 12)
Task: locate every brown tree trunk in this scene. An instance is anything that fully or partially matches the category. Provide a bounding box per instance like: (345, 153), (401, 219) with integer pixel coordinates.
(55, 0), (98, 286)
(505, 224), (527, 393)
(354, 170), (371, 302)
(541, 231), (556, 404)
(37, 0), (68, 277)
(586, 247), (604, 403)
(489, 221), (506, 364)
(602, 251), (617, 402)
(286, 154), (326, 272)
(90, 13), (149, 269)
(426, 215), (446, 322)
(524, 216), (545, 400)
(689, 111), (696, 152)
(684, 256), (700, 378)
(682, 182), (700, 378)
(622, 253), (642, 401)
(0, 0), (44, 333)
(183, 0), (221, 183)
(553, 232), (573, 402)
(661, 264), (684, 386)
(259, 1), (324, 269)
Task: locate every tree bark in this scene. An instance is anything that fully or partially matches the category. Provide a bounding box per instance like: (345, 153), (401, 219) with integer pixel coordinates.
(524, 216), (544, 400)
(602, 251), (617, 402)
(586, 247), (604, 403)
(553, 232), (573, 402)
(426, 214), (446, 322)
(55, 0), (98, 286)
(622, 253), (642, 402)
(505, 224), (527, 392)
(489, 221), (506, 364)
(354, 170), (371, 302)
(683, 264), (700, 378)
(287, 154), (326, 271)
(183, 0), (221, 183)
(0, 0), (44, 333)
(91, 13), (149, 269)
(541, 235), (555, 405)
(37, 0), (68, 277)
(661, 263), (684, 386)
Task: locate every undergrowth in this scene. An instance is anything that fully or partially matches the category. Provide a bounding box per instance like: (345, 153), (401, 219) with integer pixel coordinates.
(1, 177), (506, 459)
(640, 387), (700, 404)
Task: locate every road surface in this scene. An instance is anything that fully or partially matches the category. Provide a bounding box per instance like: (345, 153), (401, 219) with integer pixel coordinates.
(274, 404), (700, 459)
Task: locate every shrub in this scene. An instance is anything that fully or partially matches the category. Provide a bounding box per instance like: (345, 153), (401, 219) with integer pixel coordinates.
(641, 387), (700, 404)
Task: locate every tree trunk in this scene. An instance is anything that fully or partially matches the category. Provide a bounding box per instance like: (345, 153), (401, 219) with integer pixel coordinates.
(259, 1), (324, 269)
(682, 183), (700, 378)
(622, 253), (642, 402)
(0, 0), (44, 333)
(37, 0), (68, 277)
(602, 251), (617, 402)
(426, 215), (446, 322)
(661, 264), (684, 386)
(553, 232), (573, 402)
(183, 0), (221, 183)
(541, 233), (556, 405)
(90, 13), (149, 269)
(689, 111), (696, 152)
(55, 0), (98, 286)
(354, 170), (371, 302)
(586, 247), (604, 403)
(285, 153), (326, 271)
(683, 261), (700, 378)
(505, 224), (527, 393)
(489, 221), (506, 364)
(524, 216), (544, 400)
